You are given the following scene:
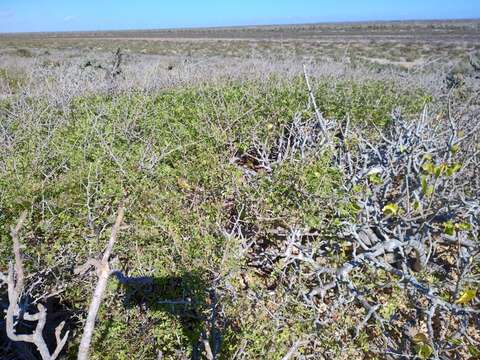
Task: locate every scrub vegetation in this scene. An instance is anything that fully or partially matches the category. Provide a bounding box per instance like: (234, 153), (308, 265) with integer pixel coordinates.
(0, 20), (479, 360)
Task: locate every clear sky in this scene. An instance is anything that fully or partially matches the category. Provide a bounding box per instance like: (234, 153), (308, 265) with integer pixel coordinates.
(0, 0), (478, 33)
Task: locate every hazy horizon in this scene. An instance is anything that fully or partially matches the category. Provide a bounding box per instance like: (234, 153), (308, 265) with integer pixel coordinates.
(1, 0), (479, 33)
(1, 17), (479, 35)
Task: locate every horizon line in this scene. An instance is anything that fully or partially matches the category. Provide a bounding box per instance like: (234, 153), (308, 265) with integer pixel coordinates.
(1, 16), (479, 36)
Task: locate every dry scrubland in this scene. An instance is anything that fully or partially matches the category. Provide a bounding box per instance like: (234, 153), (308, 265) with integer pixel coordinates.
(0, 20), (479, 359)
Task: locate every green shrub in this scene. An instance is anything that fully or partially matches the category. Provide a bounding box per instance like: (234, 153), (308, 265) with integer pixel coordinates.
(15, 48), (34, 57)
(315, 80), (432, 126)
(0, 77), (433, 358)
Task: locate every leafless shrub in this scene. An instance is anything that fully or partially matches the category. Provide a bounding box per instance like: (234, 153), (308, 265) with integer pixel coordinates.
(224, 69), (479, 357)
(281, 107), (478, 357)
(1, 212), (69, 360)
(0, 47), (459, 104)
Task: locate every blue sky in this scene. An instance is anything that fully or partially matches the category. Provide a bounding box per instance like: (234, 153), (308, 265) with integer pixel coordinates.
(0, 0), (478, 33)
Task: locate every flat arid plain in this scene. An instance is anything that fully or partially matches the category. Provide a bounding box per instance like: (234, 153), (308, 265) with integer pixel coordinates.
(0, 20), (479, 360)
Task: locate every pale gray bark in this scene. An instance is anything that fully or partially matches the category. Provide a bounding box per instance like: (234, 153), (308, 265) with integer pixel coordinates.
(76, 203), (125, 360)
(4, 211), (69, 360)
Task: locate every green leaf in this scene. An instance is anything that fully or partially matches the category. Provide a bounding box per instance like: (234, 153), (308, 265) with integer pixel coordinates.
(368, 173), (383, 185)
(426, 185), (434, 196)
(413, 200), (421, 211)
(421, 176), (428, 194)
(422, 161), (435, 175)
(352, 184), (363, 193)
(468, 345), (480, 357)
(421, 176), (427, 192)
(443, 221), (455, 236)
(421, 176), (434, 196)
(383, 203), (399, 216)
(455, 289), (477, 305)
(417, 344), (433, 359)
(456, 222), (472, 231)
(446, 163), (462, 177)
(449, 338), (463, 346)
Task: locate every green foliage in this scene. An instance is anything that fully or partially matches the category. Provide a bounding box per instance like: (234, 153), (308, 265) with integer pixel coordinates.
(455, 288), (477, 305)
(443, 221), (456, 236)
(382, 203), (399, 217)
(0, 83), (286, 356)
(416, 344), (434, 359)
(0, 77), (435, 358)
(422, 160), (462, 178)
(15, 48), (34, 57)
(314, 80), (431, 125)
(240, 155), (342, 229)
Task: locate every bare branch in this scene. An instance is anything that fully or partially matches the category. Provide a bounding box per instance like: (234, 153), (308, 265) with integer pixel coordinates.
(5, 212), (70, 360)
(77, 202), (125, 360)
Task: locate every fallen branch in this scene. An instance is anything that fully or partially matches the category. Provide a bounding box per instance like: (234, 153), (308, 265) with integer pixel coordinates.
(76, 202), (125, 360)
